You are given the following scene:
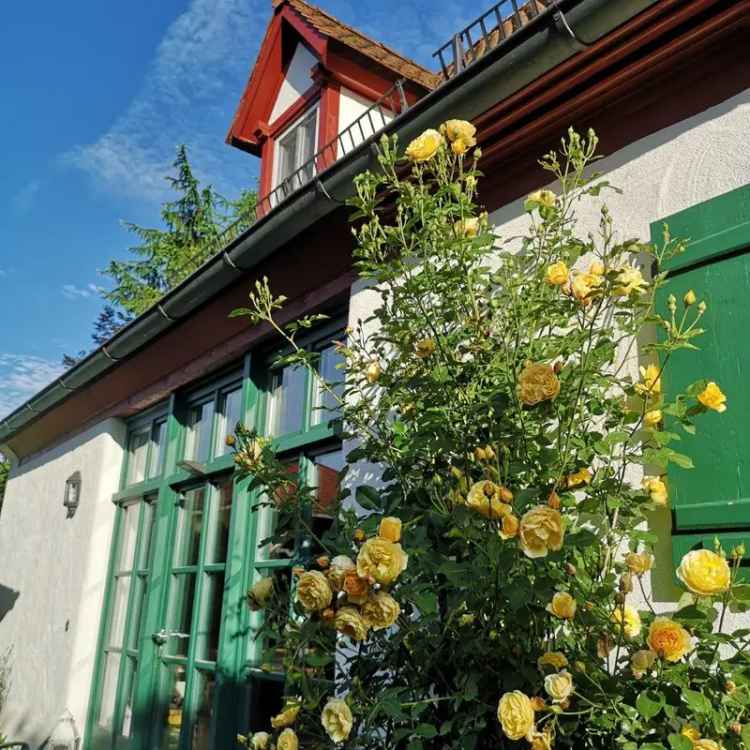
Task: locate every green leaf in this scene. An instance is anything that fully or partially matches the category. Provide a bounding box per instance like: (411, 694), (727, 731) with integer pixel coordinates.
(640, 743), (667, 750)
(741, 724), (750, 748)
(355, 485), (381, 511)
(682, 688), (710, 714)
(636, 689), (665, 720)
(414, 724), (437, 739)
(667, 736), (693, 750)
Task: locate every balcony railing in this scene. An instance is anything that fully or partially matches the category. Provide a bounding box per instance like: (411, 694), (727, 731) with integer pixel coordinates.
(433, 0), (553, 80)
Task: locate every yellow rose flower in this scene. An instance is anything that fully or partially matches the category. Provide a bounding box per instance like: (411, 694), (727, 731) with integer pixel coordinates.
(698, 382), (727, 413)
(547, 592), (576, 620)
(613, 265), (648, 296)
(405, 129), (443, 162)
(525, 189), (556, 212)
(589, 260), (605, 276)
(519, 506), (565, 558)
(682, 726), (701, 742)
(466, 480), (510, 520)
(343, 571), (371, 605)
(379, 516), (402, 543)
(249, 732), (271, 750)
(647, 617), (693, 662)
(247, 576), (274, 611)
(357, 537), (408, 585)
(277, 728), (299, 750)
(528, 730), (553, 750)
(365, 360), (381, 384)
(518, 362), (560, 406)
(676, 549), (731, 596)
(497, 691), (535, 740)
(415, 338), (437, 359)
(643, 476), (668, 506)
(454, 217), (481, 237)
(545, 261), (569, 286)
(694, 739), (722, 750)
(297, 570), (333, 612)
(327, 555), (356, 591)
(644, 409), (662, 427)
(499, 513), (520, 540)
(624, 552), (653, 576)
(630, 649), (657, 678)
(271, 702), (301, 729)
(361, 591), (401, 631)
(544, 670), (574, 703)
(571, 272), (602, 305)
(612, 604), (642, 638)
(335, 606), (370, 641)
(537, 651), (568, 671)
(441, 119), (477, 146)
(566, 467), (592, 488)
(321, 698), (354, 743)
(451, 138), (471, 156)
(635, 364), (661, 397)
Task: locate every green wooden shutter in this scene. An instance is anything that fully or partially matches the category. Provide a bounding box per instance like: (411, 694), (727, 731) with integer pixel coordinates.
(651, 184), (750, 564)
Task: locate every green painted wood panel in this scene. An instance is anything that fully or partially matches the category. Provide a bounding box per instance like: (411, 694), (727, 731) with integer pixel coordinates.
(651, 184), (750, 537)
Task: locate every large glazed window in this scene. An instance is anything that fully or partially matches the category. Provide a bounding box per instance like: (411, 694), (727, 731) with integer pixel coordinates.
(275, 107), (318, 198)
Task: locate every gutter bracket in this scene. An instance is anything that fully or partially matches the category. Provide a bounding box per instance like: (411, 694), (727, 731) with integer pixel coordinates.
(222, 251), (242, 273)
(314, 178), (343, 205)
(101, 345), (121, 362)
(552, 8), (591, 52)
(157, 303), (177, 323)
(58, 378), (77, 393)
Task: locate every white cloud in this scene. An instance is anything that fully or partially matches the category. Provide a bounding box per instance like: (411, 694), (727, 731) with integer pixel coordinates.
(0, 354), (65, 419)
(10, 179), (42, 215)
(62, 283), (101, 301)
(63, 0), (267, 202)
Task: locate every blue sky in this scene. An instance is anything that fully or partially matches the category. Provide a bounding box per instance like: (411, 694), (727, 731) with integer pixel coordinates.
(0, 0), (480, 418)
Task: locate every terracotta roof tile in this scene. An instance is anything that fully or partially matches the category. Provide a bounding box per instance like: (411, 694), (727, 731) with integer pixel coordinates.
(282, 0), (440, 90)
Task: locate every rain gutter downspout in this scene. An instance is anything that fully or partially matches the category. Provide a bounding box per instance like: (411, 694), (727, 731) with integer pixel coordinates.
(0, 0), (658, 460)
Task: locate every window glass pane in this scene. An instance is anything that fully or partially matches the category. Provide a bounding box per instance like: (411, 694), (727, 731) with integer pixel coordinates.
(311, 343), (345, 426)
(299, 114), (317, 182)
(312, 448), (345, 516)
(127, 430), (149, 485)
(249, 568), (292, 671)
(148, 420), (168, 478)
(185, 401), (215, 463)
(192, 671), (216, 750)
(196, 572), (225, 663)
(267, 366), (305, 437)
(109, 576), (132, 648)
(158, 663), (187, 750)
(136, 498), (157, 572)
(120, 656), (137, 738)
(174, 488), (206, 567)
(98, 652), (121, 728)
(206, 480), (233, 564)
(166, 573), (196, 657)
(126, 575), (146, 651)
(278, 135), (297, 185)
(216, 387), (243, 456)
(118, 503), (139, 572)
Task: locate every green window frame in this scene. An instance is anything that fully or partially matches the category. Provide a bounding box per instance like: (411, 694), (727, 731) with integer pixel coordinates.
(651, 183), (750, 571)
(86, 319), (347, 750)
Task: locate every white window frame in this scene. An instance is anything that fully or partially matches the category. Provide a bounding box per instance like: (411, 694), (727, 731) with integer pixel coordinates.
(272, 105), (320, 201)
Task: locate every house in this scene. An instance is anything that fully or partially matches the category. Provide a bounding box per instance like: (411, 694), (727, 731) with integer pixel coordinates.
(0, 0), (748, 747)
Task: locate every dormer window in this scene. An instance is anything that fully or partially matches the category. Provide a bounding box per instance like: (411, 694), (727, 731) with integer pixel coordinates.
(275, 106), (318, 198)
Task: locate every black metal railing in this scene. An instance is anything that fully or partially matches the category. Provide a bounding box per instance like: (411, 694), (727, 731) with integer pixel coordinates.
(256, 80), (409, 217)
(433, 0), (552, 80)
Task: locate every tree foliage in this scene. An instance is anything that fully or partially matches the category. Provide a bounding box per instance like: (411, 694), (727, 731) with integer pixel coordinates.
(231, 127), (742, 750)
(64, 146), (257, 365)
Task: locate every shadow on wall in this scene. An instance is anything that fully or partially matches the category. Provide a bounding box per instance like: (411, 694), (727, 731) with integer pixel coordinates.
(0, 585), (19, 624)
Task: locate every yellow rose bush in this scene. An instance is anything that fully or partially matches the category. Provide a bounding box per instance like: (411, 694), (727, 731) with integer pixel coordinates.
(231, 128), (745, 749)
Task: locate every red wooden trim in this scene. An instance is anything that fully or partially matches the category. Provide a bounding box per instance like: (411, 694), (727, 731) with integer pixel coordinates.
(268, 82), (321, 133)
(317, 82), (341, 169)
(279, 5), (328, 60)
(258, 136), (276, 217)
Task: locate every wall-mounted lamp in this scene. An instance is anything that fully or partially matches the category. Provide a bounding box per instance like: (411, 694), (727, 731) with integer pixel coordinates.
(64, 471), (82, 517)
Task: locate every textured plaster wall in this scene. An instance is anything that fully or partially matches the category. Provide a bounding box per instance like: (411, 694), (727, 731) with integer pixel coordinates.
(269, 43), (318, 124)
(346, 88), (750, 614)
(338, 87), (394, 157)
(0, 418), (126, 747)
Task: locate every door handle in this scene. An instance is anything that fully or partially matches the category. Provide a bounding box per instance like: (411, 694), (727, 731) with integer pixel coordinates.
(152, 629), (190, 646)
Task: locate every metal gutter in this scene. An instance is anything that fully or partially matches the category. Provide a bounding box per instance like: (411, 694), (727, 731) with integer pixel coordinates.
(0, 0), (657, 457)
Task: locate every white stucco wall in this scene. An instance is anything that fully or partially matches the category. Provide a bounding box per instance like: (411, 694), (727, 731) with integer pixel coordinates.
(338, 87), (394, 157)
(270, 43), (318, 124)
(0, 419), (126, 747)
(346, 87), (750, 612)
